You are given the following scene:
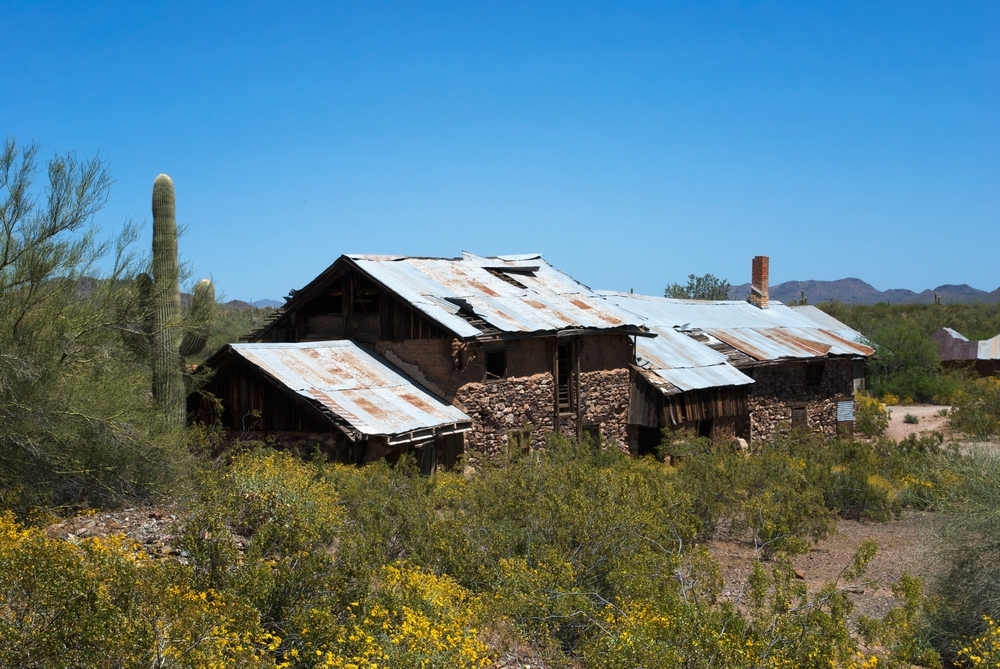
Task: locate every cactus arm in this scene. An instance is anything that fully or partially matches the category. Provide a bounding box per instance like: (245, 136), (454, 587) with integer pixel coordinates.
(180, 278), (215, 357)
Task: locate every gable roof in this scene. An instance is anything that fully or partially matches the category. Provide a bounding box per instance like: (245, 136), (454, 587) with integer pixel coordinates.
(254, 252), (646, 341)
(216, 341), (472, 444)
(599, 292), (874, 362)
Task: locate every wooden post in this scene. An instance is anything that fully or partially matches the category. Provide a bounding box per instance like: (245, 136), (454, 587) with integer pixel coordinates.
(575, 339), (583, 442)
(552, 339), (560, 434)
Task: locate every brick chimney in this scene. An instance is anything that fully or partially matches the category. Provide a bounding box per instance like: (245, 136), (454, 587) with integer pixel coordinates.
(748, 255), (769, 309)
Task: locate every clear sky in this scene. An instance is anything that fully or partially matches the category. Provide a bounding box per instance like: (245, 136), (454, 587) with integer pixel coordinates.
(3, 1), (998, 301)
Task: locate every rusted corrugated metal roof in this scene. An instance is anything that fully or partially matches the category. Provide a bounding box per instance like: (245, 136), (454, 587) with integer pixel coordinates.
(228, 341), (471, 443)
(635, 326), (754, 393)
(600, 292), (873, 361)
(348, 252), (640, 337)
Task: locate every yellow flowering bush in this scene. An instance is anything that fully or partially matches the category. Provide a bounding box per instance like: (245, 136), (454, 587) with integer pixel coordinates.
(959, 617), (1000, 667)
(857, 391), (890, 437)
(0, 511), (275, 668)
(299, 563), (490, 669)
(950, 376), (1000, 439)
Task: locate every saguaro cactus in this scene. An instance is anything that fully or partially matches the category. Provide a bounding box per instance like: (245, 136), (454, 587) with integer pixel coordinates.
(139, 174), (215, 425)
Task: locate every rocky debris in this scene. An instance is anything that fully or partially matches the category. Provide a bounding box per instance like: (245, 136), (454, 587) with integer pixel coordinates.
(46, 507), (187, 560)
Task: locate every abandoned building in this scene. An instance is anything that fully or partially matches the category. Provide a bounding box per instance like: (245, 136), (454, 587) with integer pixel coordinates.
(601, 257), (873, 452)
(196, 252), (872, 466)
(931, 327), (1000, 377)
(221, 252), (651, 457)
(195, 340), (471, 472)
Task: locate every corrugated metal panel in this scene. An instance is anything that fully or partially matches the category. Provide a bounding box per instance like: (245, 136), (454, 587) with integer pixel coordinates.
(600, 292), (873, 361)
(837, 400), (855, 422)
(979, 335), (1000, 360)
(634, 326), (754, 392)
(229, 341), (471, 440)
(655, 364), (756, 392)
(942, 327), (970, 342)
(348, 252), (640, 337)
(637, 326), (732, 369)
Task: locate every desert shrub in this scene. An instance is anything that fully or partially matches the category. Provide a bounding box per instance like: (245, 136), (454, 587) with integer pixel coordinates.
(930, 451), (1000, 661)
(451, 434), (700, 650)
(299, 563), (491, 669)
(669, 430), (836, 556)
(0, 138), (194, 514)
(181, 449), (345, 654)
(863, 320), (962, 402)
(583, 545), (887, 669)
(958, 616), (1000, 667)
(855, 392), (890, 437)
(949, 376), (1000, 439)
(0, 511), (276, 668)
(904, 413), (920, 424)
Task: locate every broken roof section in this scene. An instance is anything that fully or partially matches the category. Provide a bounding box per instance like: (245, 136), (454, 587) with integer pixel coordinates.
(635, 326), (755, 394)
(600, 292), (874, 362)
(345, 252), (643, 338)
(223, 341), (472, 445)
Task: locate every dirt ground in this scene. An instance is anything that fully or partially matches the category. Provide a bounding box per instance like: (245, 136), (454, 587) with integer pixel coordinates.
(884, 404), (952, 442)
(710, 510), (940, 621)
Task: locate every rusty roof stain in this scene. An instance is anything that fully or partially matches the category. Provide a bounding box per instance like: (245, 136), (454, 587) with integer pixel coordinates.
(346, 252), (643, 338)
(600, 292), (873, 362)
(227, 341), (471, 440)
(635, 326), (755, 393)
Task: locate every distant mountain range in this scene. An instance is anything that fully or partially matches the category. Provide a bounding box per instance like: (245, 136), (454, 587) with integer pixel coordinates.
(728, 278), (1000, 305)
(218, 298), (282, 310)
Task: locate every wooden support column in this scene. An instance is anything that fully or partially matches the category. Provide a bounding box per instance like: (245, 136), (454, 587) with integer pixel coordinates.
(575, 338), (583, 442)
(552, 339), (560, 434)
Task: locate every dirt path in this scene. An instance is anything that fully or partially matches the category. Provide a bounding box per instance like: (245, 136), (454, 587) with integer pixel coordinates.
(884, 404), (951, 442)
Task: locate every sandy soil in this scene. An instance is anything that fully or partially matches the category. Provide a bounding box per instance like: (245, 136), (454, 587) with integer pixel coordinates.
(884, 404), (952, 442)
(710, 510), (940, 621)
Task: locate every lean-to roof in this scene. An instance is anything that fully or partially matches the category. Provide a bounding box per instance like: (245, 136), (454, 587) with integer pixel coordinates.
(221, 341), (471, 444)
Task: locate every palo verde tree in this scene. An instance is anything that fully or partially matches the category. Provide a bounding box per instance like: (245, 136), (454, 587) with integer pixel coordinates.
(665, 273), (731, 300)
(0, 139), (191, 512)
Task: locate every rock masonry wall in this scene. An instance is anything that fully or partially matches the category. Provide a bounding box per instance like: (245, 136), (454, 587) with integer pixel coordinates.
(456, 368), (631, 456)
(748, 359), (853, 442)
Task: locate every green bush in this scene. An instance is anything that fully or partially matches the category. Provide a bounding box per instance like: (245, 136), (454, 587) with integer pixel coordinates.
(931, 451), (1000, 662)
(855, 392), (890, 437)
(0, 139), (193, 514)
(949, 376), (1000, 439)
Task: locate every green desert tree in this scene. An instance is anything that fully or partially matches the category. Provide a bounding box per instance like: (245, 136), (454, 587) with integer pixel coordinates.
(665, 273), (731, 300)
(0, 138), (191, 513)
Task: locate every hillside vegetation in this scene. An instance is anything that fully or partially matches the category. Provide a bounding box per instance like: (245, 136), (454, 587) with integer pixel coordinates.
(3, 143), (1000, 667)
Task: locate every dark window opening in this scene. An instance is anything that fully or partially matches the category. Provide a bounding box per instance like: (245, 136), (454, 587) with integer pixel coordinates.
(791, 407), (808, 427)
(418, 443), (437, 475)
(557, 343), (573, 410)
(697, 419), (713, 439)
(486, 350), (507, 380)
(637, 426), (662, 457)
(583, 425), (601, 443)
(806, 362), (824, 388)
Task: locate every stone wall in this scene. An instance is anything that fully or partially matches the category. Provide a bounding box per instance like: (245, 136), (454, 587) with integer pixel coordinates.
(748, 359), (854, 442)
(455, 368), (631, 456)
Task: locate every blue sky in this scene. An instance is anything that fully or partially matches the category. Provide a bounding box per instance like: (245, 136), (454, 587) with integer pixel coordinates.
(3, 1), (998, 301)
